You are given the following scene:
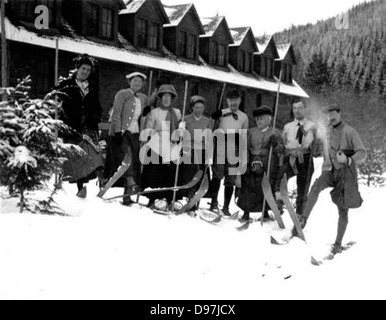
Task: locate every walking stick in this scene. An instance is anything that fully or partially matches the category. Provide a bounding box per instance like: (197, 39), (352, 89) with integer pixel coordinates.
(171, 80), (189, 211)
(261, 69), (283, 225)
(136, 70), (153, 203)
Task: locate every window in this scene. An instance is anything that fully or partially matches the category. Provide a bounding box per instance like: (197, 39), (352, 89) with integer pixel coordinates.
(138, 19), (148, 48)
(179, 31), (187, 57)
(149, 22), (159, 50)
(218, 44), (226, 67)
(265, 57), (273, 78)
(101, 8), (113, 39)
(245, 53), (252, 73)
(260, 56), (266, 76)
(288, 64), (293, 82)
(239, 50), (245, 71)
(187, 34), (196, 60)
(212, 41), (218, 64)
(87, 3), (99, 37)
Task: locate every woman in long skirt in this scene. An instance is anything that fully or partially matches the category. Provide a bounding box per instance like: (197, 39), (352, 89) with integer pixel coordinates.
(56, 54), (104, 197)
(237, 106), (284, 222)
(141, 84), (184, 210)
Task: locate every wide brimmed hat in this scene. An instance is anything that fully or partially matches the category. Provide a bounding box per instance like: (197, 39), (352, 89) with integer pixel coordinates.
(190, 95), (206, 107)
(253, 106), (272, 118)
(126, 72), (147, 81)
(157, 85), (178, 99)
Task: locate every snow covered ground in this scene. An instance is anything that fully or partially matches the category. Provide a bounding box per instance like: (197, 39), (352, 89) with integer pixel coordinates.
(1, 159), (385, 300)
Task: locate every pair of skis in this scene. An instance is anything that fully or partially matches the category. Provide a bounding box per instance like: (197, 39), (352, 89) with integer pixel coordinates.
(236, 173), (305, 241)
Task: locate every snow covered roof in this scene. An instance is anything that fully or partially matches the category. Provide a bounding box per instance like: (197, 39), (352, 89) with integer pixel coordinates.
(163, 4), (205, 34)
(120, 0), (146, 14)
(229, 27), (258, 51)
(164, 4), (191, 26)
(200, 16), (224, 38)
(276, 43), (297, 64)
(277, 43), (291, 60)
(255, 35), (272, 54)
(120, 0), (169, 22)
(2, 18), (308, 98)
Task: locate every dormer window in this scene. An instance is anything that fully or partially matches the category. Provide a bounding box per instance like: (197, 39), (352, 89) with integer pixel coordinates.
(86, 3), (114, 40)
(136, 19), (160, 50)
(215, 42), (226, 67)
(138, 18), (148, 47)
(87, 3), (99, 37)
(101, 8), (114, 39)
(179, 31), (187, 57)
(178, 31), (197, 60)
(149, 22), (160, 50)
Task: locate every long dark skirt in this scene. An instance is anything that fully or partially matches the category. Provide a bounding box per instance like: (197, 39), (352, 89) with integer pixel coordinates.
(237, 155), (279, 213)
(104, 132), (140, 188)
(182, 148), (208, 198)
(62, 131), (104, 184)
(141, 155), (184, 203)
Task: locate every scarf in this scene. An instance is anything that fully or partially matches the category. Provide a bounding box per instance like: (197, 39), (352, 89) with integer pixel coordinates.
(75, 79), (89, 97)
(160, 105), (179, 140)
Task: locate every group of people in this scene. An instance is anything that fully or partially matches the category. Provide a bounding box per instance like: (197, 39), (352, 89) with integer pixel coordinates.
(56, 54), (367, 254)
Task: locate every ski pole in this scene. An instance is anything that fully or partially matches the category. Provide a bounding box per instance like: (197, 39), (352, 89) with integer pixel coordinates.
(261, 68), (283, 226)
(171, 79), (189, 211)
(136, 70), (153, 203)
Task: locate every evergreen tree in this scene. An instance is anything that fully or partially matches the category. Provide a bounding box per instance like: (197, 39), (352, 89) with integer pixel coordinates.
(0, 76), (83, 213)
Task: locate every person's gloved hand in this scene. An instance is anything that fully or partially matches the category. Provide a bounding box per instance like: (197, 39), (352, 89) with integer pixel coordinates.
(178, 121), (186, 130)
(269, 135), (279, 148)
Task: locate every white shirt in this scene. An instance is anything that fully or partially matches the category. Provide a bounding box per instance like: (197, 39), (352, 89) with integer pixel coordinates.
(218, 108), (249, 133)
(283, 119), (315, 150)
(127, 91), (142, 134)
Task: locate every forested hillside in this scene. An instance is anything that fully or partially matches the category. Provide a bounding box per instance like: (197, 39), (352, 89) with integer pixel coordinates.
(273, 0), (386, 181)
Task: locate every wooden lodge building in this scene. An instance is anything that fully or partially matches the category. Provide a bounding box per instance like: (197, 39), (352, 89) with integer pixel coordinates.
(1, 0), (308, 129)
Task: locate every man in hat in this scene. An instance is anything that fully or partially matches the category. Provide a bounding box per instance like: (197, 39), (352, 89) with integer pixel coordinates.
(237, 106), (284, 222)
(209, 90), (249, 215)
(105, 72), (149, 206)
(299, 104), (367, 255)
(274, 100), (317, 217)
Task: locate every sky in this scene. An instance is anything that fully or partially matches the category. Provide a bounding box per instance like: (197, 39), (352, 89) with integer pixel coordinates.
(162, 0), (375, 35)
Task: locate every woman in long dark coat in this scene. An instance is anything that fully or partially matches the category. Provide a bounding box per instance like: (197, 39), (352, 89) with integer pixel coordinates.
(141, 84), (183, 209)
(237, 106), (284, 222)
(56, 54), (104, 197)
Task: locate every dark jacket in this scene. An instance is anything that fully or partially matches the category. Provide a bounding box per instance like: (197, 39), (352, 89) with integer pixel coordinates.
(56, 77), (102, 136)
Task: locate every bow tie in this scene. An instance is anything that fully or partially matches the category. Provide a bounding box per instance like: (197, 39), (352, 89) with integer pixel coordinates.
(223, 112), (238, 121)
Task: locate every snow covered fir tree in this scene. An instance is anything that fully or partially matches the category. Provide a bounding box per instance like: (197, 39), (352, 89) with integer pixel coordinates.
(1, 0), (386, 301)
(0, 76), (82, 213)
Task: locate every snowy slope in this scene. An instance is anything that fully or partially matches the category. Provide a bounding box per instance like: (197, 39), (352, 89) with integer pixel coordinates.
(1, 160), (385, 300)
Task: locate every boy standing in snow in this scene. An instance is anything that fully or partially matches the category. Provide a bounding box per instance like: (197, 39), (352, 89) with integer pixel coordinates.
(299, 104), (367, 255)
